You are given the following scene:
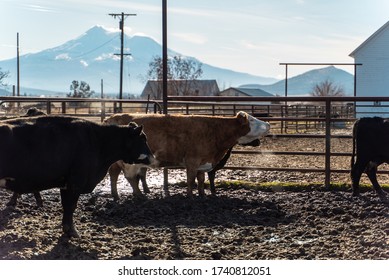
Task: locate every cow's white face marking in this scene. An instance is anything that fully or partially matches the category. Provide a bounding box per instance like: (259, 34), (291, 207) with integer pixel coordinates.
(238, 114), (270, 144)
(198, 163), (213, 172)
(138, 154), (148, 160)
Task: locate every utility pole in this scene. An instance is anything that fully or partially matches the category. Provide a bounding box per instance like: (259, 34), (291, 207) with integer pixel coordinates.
(17, 32), (20, 97)
(162, 0), (168, 114)
(109, 12), (136, 112)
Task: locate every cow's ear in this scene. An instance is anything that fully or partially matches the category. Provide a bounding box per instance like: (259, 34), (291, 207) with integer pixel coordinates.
(133, 125), (144, 135)
(237, 111), (248, 125)
(128, 122), (138, 128)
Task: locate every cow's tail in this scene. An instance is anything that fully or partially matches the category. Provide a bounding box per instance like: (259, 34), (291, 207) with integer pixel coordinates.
(351, 120), (358, 170)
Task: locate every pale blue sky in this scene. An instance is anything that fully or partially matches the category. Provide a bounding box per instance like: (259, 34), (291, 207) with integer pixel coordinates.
(1, 0), (388, 78)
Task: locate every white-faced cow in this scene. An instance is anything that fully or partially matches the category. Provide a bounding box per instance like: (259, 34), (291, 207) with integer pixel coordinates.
(104, 112), (270, 198)
(351, 117), (388, 199)
(0, 115), (154, 237)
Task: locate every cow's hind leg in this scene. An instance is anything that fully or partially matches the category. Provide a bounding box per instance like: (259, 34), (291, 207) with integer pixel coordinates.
(139, 168), (150, 194)
(351, 159), (369, 197)
(108, 162), (122, 201)
(34, 192), (43, 207)
(365, 162), (387, 199)
(196, 171), (206, 197)
(186, 168), (197, 198)
(7, 192), (19, 207)
(207, 170), (217, 196)
(60, 189), (80, 238)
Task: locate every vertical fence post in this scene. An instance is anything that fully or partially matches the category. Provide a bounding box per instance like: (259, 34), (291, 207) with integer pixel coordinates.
(46, 101), (51, 115)
(325, 98), (332, 188)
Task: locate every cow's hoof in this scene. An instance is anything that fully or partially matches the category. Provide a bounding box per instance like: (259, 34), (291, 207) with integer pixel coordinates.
(378, 191), (388, 202)
(143, 188), (151, 194)
(63, 225), (80, 238)
(352, 191), (360, 197)
(6, 200), (17, 207)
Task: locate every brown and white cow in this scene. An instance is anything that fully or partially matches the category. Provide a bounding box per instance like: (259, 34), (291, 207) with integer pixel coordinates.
(104, 112), (270, 198)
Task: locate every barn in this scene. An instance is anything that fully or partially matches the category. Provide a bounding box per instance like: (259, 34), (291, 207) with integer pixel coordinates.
(141, 79), (220, 99)
(219, 87), (274, 98)
(350, 21), (389, 117)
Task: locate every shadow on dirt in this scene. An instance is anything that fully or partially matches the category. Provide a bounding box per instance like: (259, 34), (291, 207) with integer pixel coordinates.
(30, 236), (100, 260)
(90, 190), (294, 229)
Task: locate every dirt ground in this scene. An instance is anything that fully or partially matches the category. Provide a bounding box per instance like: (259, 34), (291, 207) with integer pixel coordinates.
(0, 130), (388, 260)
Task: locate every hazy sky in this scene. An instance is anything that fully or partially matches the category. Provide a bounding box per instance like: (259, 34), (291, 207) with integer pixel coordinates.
(1, 0), (388, 78)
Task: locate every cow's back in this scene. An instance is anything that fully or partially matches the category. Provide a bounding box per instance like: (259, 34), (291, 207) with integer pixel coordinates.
(354, 117), (389, 159)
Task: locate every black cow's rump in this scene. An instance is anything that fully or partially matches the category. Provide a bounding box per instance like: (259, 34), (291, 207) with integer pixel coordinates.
(351, 117), (389, 199)
(0, 116), (154, 237)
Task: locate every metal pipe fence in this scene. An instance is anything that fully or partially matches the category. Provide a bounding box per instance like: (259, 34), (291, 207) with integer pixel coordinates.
(2, 95), (389, 187)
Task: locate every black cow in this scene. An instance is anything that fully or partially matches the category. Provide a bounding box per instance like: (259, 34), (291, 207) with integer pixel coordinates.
(351, 117), (388, 199)
(5, 108), (46, 207)
(0, 115), (154, 237)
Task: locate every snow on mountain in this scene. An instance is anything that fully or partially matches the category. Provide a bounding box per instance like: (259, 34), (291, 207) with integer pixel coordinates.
(0, 25), (278, 96)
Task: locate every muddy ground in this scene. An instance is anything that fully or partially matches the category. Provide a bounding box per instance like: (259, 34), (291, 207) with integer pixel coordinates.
(0, 131), (388, 260)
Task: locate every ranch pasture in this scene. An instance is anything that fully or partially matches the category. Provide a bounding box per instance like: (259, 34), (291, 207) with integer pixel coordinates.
(0, 127), (388, 260)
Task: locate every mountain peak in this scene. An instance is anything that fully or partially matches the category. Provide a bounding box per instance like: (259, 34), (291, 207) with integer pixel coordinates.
(0, 26), (278, 94)
(85, 25), (118, 36)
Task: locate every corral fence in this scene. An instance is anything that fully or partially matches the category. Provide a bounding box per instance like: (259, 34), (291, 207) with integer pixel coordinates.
(1, 95), (389, 188)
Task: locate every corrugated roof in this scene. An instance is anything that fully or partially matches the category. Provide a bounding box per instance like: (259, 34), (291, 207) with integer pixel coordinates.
(141, 79), (219, 98)
(232, 87), (274, 97)
(349, 21), (389, 57)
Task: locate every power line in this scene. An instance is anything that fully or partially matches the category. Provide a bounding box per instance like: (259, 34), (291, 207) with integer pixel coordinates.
(109, 12), (136, 111)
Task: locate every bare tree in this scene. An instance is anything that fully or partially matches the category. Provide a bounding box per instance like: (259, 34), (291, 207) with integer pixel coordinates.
(310, 79), (345, 97)
(0, 67), (10, 87)
(67, 80), (95, 98)
(142, 55), (203, 96)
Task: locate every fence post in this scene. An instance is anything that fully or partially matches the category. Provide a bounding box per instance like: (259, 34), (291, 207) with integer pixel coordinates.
(46, 101), (51, 114)
(325, 98), (331, 188)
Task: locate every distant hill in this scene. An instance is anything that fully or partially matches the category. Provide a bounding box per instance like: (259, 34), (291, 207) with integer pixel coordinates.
(240, 66), (354, 96)
(0, 25), (278, 96)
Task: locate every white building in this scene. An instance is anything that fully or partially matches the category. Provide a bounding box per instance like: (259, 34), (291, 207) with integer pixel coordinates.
(350, 21), (389, 116)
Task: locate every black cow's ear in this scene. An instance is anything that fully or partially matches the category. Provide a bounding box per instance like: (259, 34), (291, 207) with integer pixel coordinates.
(128, 122), (138, 128)
(133, 125), (143, 135)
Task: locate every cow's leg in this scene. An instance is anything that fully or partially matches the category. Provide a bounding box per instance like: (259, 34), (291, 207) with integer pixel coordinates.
(34, 192), (43, 207)
(125, 175), (143, 197)
(7, 192), (19, 207)
(208, 170), (217, 196)
(351, 158), (369, 197)
(60, 189), (80, 238)
(108, 162), (122, 201)
(139, 167), (150, 194)
(196, 171), (206, 197)
(186, 168), (197, 197)
(365, 162), (387, 198)
(122, 165), (143, 197)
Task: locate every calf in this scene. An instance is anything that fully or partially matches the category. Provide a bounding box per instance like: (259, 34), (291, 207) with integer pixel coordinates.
(105, 112), (270, 198)
(350, 117), (388, 199)
(0, 116), (154, 237)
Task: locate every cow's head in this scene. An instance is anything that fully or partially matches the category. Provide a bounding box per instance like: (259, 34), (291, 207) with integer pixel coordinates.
(236, 111), (270, 144)
(123, 123), (156, 166)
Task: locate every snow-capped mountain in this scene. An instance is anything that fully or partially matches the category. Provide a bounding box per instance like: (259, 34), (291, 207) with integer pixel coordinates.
(0, 25), (278, 96)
